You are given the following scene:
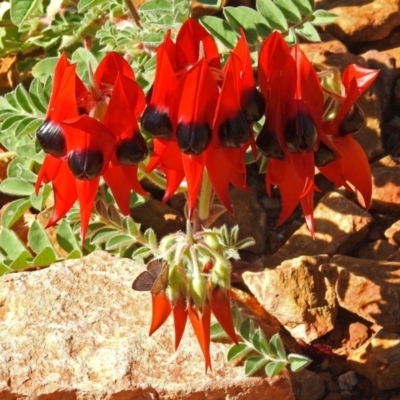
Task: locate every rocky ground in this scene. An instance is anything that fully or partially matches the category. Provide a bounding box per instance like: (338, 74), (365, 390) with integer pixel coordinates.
(2, 0), (400, 399)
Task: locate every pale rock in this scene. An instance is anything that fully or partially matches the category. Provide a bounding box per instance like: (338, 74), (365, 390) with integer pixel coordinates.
(321, 255), (400, 330)
(337, 371), (358, 391)
(0, 252), (294, 400)
(347, 328), (400, 390)
(243, 255), (338, 342)
(263, 192), (372, 268)
(292, 369), (326, 400)
(371, 156), (400, 212)
(316, 0), (400, 47)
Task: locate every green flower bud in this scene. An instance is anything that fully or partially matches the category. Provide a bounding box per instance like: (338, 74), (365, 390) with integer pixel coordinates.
(210, 258), (231, 291)
(204, 232), (221, 252)
(166, 263), (187, 302)
(189, 275), (207, 308)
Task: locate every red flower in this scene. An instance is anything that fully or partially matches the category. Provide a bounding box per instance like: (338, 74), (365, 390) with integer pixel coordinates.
(145, 280), (237, 372)
(36, 52), (147, 242)
(144, 19), (264, 216)
(318, 64), (379, 208)
(133, 259), (238, 372)
(257, 32), (326, 234)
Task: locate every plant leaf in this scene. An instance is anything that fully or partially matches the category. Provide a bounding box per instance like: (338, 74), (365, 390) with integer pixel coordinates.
(295, 21), (321, 42)
(10, 0), (42, 26)
(288, 353), (312, 371)
(227, 343), (252, 362)
(292, 0), (314, 15)
(105, 234), (134, 251)
(256, 0), (288, 31)
(244, 356), (269, 376)
(28, 220), (55, 254)
(32, 246), (57, 266)
(269, 333), (287, 360)
(1, 199), (31, 228)
(311, 9), (337, 25)
(265, 360), (287, 377)
(0, 228), (31, 259)
(57, 219), (82, 254)
(0, 178), (35, 196)
(275, 0), (302, 23)
(200, 16), (237, 50)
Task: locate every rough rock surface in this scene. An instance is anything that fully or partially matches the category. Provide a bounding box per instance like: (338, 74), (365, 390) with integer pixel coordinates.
(321, 255), (400, 330)
(348, 329), (400, 390)
(0, 252), (294, 400)
(243, 255), (337, 342)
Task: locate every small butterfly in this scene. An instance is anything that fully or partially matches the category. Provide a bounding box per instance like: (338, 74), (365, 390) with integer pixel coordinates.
(132, 260), (169, 295)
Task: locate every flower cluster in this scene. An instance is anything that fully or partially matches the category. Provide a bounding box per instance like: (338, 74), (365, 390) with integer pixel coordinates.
(133, 235), (239, 372)
(35, 18), (379, 369)
(36, 52), (148, 243)
(256, 32), (379, 234)
(142, 19), (264, 217)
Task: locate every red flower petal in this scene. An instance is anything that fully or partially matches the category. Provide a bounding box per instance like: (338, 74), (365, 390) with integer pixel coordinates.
(45, 161), (78, 227)
(210, 287), (238, 345)
(146, 139), (185, 202)
(173, 294), (188, 350)
(319, 135), (372, 208)
(149, 291), (172, 336)
(103, 165), (147, 215)
(175, 18), (220, 70)
(268, 152), (315, 228)
(75, 177), (100, 243)
(188, 302), (212, 372)
(95, 51), (135, 86)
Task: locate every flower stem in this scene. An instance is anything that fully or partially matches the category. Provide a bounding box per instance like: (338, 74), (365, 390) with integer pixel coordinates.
(198, 169), (213, 223)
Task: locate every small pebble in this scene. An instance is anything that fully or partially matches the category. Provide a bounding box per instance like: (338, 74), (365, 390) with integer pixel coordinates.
(338, 371), (358, 391)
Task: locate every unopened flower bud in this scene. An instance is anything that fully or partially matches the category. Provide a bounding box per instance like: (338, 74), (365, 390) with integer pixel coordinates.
(204, 232), (221, 252)
(211, 258), (231, 291)
(166, 264), (186, 302)
(189, 275), (207, 308)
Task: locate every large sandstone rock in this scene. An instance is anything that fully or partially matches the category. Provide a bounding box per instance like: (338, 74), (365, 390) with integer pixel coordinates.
(0, 252), (294, 400)
(243, 255), (338, 342)
(321, 255), (400, 331)
(316, 0), (400, 47)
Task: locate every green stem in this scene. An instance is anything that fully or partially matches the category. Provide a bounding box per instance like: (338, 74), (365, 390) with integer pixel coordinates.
(186, 218), (194, 245)
(198, 169), (213, 222)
